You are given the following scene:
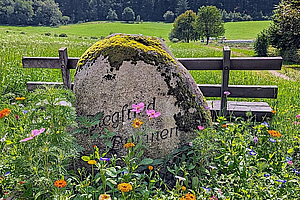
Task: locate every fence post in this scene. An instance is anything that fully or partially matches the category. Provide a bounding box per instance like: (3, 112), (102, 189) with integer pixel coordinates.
(59, 47), (72, 89)
(220, 46), (231, 117)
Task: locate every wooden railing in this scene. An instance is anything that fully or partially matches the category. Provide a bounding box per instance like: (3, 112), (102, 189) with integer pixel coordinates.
(22, 46), (283, 120)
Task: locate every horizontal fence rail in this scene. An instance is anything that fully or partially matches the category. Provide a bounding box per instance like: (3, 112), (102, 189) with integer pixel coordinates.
(22, 46), (283, 120)
(23, 57), (283, 70)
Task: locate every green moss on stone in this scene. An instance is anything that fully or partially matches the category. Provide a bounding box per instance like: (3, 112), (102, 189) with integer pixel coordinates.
(76, 34), (175, 73)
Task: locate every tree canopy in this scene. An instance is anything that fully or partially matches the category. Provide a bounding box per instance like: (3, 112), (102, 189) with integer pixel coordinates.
(169, 10), (199, 43)
(196, 5), (225, 44)
(0, 0), (281, 26)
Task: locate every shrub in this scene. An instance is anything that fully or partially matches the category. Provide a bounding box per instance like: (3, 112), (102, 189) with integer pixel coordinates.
(59, 33), (67, 37)
(254, 29), (269, 56)
(45, 32), (51, 36)
(171, 38), (179, 43)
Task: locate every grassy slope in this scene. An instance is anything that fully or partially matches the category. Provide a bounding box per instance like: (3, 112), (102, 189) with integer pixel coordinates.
(0, 20), (270, 41)
(224, 21), (271, 40)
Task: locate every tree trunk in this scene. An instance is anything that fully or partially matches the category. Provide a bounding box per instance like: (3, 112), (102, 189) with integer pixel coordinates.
(206, 36), (209, 45)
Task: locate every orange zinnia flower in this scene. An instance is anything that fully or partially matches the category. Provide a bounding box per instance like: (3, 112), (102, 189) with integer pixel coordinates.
(124, 142), (135, 149)
(99, 193), (112, 200)
(148, 165), (153, 171)
(271, 110), (276, 114)
(0, 108), (11, 119)
(182, 186), (186, 191)
(132, 118), (143, 129)
(15, 97), (25, 100)
(88, 160), (97, 165)
(54, 180), (67, 188)
(268, 130), (281, 137)
(117, 183), (133, 192)
(222, 124), (227, 128)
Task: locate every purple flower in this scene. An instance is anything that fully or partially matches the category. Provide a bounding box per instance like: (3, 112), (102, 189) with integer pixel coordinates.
(3, 171), (10, 177)
(296, 114), (300, 119)
(264, 174), (271, 177)
(130, 102), (144, 113)
(205, 106), (210, 110)
(197, 125), (205, 130)
(100, 157), (110, 161)
(201, 187), (211, 191)
(261, 121), (269, 127)
(269, 138), (276, 143)
(122, 170), (128, 175)
(276, 179), (287, 183)
(254, 137), (258, 144)
(293, 169), (300, 174)
(23, 110), (28, 114)
(249, 151), (257, 156)
(223, 91), (230, 96)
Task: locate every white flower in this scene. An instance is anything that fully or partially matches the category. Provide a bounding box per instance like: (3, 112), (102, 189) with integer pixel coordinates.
(58, 101), (72, 107)
(175, 175), (186, 181)
(1, 133), (8, 142)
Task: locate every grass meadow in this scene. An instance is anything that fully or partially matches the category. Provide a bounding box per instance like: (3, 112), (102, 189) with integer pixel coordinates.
(0, 21), (300, 199)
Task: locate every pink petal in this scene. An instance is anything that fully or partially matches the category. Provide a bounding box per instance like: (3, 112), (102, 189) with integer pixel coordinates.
(20, 137), (34, 142)
(40, 128), (45, 133)
(31, 129), (40, 136)
(198, 125), (205, 130)
(153, 112), (161, 117)
(296, 114), (300, 119)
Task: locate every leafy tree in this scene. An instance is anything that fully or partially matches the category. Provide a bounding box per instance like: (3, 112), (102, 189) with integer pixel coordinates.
(269, 0), (300, 51)
(175, 0), (189, 16)
(106, 8), (118, 21)
(254, 29), (270, 56)
(196, 5), (225, 45)
(163, 10), (175, 22)
(122, 7), (135, 22)
(8, 0), (33, 25)
(0, 0), (14, 24)
(32, 0), (62, 26)
(169, 10), (199, 43)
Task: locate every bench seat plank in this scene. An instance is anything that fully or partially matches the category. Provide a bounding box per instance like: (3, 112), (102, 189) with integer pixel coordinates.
(207, 100), (272, 121)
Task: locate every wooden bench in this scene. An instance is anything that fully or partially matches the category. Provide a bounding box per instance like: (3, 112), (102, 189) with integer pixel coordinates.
(22, 46), (282, 121)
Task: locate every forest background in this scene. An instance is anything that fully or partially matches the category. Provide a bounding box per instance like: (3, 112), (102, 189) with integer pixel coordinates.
(0, 0), (279, 26)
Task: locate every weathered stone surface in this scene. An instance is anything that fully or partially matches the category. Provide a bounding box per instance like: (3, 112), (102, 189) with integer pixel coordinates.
(74, 33), (211, 159)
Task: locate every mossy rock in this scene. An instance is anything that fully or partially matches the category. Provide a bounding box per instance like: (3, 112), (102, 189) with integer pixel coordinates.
(74, 33), (212, 160)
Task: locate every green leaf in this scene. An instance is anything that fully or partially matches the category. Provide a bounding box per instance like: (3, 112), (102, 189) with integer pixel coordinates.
(5, 140), (13, 145)
(139, 158), (153, 165)
(81, 156), (90, 161)
(90, 120), (100, 126)
(90, 133), (99, 140)
(287, 148), (294, 154)
(105, 167), (117, 177)
(152, 158), (164, 165)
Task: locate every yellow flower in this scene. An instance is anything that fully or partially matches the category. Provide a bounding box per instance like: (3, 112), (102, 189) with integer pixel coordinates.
(54, 180), (67, 188)
(88, 160), (97, 165)
(15, 97), (25, 100)
(0, 108), (11, 119)
(132, 118), (143, 129)
(183, 193), (196, 200)
(148, 165), (153, 171)
(182, 186), (186, 191)
(117, 183), (133, 192)
(268, 130), (281, 137)
(124, 142), (135, 149)
(99, 194), (111, 200)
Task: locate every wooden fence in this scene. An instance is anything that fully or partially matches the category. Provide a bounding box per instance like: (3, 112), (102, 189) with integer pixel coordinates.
(22, 46), (282, 121)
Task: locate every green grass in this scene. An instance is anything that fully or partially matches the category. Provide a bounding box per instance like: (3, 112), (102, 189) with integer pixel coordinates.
(224, 21), (271, 40)
(0, 20), (271, 42)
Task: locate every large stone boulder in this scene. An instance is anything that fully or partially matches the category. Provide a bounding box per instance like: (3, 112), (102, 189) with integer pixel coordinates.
(74, 33), (211, 159)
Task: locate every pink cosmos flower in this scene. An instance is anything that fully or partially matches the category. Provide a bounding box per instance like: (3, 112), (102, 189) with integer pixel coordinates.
(146, 110), (161, 118)
(130, 102), (144, 113)
(189, 142), (193, 146)
(294, 121), (300, 125)
(296, 114), (300, 119)
(197, 125), (205, 130)
(288, 160), (293, 165)
(20, 128), (45, 142)
(224, 91), (230, 96)
(254, 137), (258, 144)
